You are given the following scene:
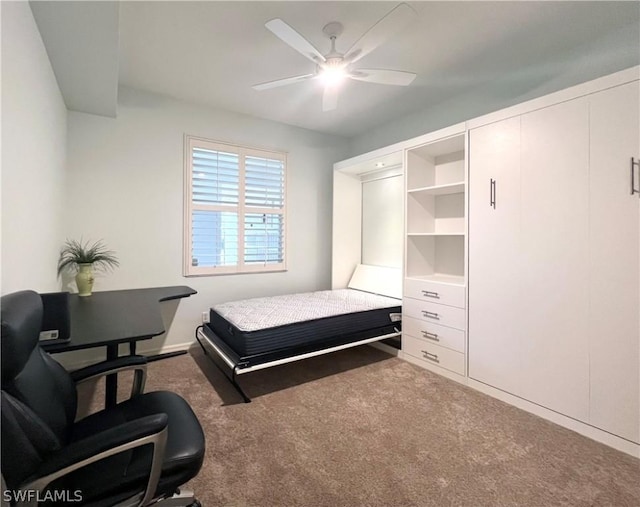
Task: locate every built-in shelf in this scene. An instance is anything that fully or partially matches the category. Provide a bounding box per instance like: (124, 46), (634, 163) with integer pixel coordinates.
(403, 130), (468, 378)
(405, 132), (467, 282)
(407, 182), (465, 196)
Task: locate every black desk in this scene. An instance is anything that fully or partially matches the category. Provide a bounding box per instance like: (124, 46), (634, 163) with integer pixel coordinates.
(41, 286), (196, 406)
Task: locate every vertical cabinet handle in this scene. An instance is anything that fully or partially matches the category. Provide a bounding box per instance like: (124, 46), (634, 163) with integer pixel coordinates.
(490, 178), (496, 209)
(632, 158), (640, 197)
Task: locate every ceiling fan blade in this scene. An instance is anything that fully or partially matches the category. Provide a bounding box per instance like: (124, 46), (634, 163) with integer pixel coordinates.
(322, 86), (339, 112)
(253, 73), (315, 91)
(344, 3), (416, 64)
(265, 18), (326, 64)
(350, 69), (416, 86)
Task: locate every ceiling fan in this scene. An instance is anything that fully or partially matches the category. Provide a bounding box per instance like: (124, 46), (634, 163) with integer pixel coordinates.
(252, 3), (417, 112)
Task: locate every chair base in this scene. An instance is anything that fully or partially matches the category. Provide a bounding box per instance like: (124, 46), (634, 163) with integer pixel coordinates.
(116, 488), (197, 506)
(154, 488), (198, 506)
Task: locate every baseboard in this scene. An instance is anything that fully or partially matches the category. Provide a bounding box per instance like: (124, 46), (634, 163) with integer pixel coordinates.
(136, 341), (194, 358)
(466, 378), (640, 458)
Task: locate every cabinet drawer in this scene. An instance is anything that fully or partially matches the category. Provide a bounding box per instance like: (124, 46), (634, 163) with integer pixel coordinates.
(403, 316), (465, 353)
(404, 278), (466, 308)
(403, 336), (465, 375)
(404, 298), (466, 330)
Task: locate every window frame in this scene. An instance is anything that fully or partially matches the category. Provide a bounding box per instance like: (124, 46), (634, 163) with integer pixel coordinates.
(183, 135), (288, 276)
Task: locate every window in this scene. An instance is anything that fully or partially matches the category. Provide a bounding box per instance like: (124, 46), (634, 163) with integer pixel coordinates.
(184, 136), (286, 275)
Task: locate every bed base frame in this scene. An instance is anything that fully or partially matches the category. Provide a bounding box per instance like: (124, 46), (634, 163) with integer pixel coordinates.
(195, 324), (401, 403)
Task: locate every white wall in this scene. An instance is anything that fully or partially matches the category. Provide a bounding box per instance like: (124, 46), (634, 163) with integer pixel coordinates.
(63, 86), (349, 363)
(1, 1), (67, 294)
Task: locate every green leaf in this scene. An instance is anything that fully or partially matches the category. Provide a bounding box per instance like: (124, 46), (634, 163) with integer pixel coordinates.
(57, 238), (119, 277)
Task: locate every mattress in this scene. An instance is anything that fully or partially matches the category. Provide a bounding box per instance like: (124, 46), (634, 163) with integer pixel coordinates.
(208, 289), (401, 356)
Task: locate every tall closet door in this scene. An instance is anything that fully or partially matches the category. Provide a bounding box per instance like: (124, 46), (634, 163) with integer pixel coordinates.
(519, 98), (590, 421)
(468, 117), (521, 394)
(588, 81), (640, 443)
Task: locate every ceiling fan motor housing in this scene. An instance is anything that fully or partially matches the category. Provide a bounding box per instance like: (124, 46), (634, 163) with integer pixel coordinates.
(322, 57), (346, 71)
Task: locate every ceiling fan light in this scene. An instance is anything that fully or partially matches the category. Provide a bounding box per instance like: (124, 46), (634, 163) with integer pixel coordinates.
(319, 66), (347, 87)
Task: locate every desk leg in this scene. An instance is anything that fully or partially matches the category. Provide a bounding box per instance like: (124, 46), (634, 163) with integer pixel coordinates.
(105, 344), (119, 408)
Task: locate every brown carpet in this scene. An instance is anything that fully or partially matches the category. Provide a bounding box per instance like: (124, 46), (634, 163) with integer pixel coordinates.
(77, 346), (640, 507)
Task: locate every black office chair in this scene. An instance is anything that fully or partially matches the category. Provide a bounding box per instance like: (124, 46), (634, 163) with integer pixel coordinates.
(1, 290), (205, 506)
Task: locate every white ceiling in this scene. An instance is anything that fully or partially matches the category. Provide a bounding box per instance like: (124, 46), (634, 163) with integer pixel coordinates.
(30, 1), (119, 117)
(32, 1), (640, 138)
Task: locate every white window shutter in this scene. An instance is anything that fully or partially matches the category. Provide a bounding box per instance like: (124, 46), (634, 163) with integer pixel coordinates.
(192, 148), (239, 205)
(245, 155), (285, 208)
(185, 137), (286, 275)
(244, 213), (284, 265)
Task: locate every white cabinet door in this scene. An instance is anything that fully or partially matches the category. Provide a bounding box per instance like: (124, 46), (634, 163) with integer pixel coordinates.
(519, 98), (590, 422)
(588, 81), (640, 443)
(468, 116), (522, 394)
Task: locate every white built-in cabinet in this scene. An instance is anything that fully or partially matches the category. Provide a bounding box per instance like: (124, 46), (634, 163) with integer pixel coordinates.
(402, 126), (468, 378)
(468, 80), (639, 443)
(519, 98), (591, 421)
(467, 116), (522, 395)
(333, 67), (639, 454)
(587, 82), (639, 443)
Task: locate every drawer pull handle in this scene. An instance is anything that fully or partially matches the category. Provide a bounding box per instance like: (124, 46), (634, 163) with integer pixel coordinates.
(422, 331), (439, 341)
(421, 290), (440, 299)
(422, 311), (440, 320)
(422, 351), (439, 363)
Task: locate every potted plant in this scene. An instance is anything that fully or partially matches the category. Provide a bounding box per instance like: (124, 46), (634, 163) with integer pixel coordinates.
(57, 239), (119, 296)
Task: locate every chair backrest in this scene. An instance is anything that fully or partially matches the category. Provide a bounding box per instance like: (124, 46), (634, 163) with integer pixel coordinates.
(1, 290), (78, 486)
(1, 390), (62, 489)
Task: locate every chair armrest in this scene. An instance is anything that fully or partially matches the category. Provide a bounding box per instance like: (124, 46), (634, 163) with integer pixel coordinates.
(71, 356), (147, 398)
(22, 413), (168, 506)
